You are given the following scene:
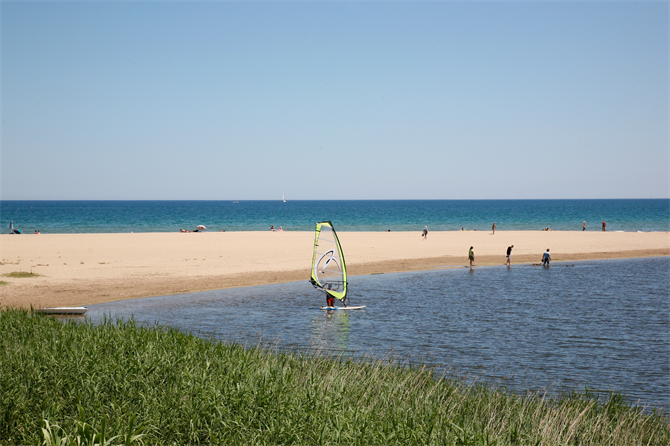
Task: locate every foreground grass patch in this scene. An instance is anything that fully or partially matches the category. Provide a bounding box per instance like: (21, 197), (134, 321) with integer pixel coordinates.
(2, 271), (40, 278)
(1, 309), (668, 445)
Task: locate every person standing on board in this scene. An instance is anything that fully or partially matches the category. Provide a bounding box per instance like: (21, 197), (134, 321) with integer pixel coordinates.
(602, 221), (606, 232)
(542, 249), (551, 267)
(422, 226), (428, 240)
(583, 221), (586, 231)
(506, 245), (514, 266)
(322, 282), (336, 308)
(469, 246), (475, 269)
(492, 222), (496, 234)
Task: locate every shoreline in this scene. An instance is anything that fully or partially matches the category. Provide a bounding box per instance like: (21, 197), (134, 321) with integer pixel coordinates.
(2, 231), (668, 309)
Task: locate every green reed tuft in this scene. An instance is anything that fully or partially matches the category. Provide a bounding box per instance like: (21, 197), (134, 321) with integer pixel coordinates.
(2, 271), (40, 278)
(1, 308), (668, 445)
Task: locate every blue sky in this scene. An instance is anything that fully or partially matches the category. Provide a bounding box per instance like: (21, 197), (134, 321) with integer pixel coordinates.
(2, 1), (668, 200)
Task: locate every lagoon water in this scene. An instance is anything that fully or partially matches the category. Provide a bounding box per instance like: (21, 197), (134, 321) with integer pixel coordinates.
(87, 256), (670, 411)
(2, 199), (669, 233)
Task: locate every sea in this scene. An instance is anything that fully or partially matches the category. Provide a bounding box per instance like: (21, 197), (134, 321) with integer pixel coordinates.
(1, 199), (669, 233)
(4, 199), (669, 410)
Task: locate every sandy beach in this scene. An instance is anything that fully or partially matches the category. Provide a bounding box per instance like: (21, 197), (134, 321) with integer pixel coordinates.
(1, 230), (668, 309)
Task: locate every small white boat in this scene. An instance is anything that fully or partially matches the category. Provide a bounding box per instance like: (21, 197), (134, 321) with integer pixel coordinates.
(282, 193), (286, 203)
(34, 307), (88, 315)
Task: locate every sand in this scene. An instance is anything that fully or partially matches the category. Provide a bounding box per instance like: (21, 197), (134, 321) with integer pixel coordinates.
(1, 230), (668, 309)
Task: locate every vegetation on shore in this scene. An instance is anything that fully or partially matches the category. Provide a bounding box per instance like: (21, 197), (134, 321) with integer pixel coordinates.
(2, 271), (40, 278)
(1, 309), (668, 445)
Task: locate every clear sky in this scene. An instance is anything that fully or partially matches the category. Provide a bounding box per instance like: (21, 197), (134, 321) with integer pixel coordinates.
(2, 1), (668, 200)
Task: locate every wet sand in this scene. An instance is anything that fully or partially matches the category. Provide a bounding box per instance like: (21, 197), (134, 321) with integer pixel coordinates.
(1, 231), (668, 309)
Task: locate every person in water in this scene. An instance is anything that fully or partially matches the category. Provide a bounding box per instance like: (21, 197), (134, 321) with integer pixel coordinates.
(506, 245), (514, 266)
(326, 294), (335, 308)
(469, 246), (475, 269)
(542, 249), (551, 266)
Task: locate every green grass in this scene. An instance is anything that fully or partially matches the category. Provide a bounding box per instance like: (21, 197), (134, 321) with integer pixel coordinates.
(1, 308), (668, 445)
(0, 281), (8, 286)
(2, 271), (40, 278)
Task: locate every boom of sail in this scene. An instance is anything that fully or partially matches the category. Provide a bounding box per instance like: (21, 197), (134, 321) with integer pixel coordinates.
(310, 221), (348, 303)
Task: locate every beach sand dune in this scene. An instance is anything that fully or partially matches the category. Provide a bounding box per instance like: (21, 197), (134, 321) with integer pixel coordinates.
(1, 231), (668, 309)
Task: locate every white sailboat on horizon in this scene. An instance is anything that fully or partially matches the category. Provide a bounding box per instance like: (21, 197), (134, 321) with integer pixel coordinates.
(282, 193), (286, 203)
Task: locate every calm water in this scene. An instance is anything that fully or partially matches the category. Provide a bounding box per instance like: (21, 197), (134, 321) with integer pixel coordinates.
(2, 199), (669, 233)
(87, 256), (670, 411)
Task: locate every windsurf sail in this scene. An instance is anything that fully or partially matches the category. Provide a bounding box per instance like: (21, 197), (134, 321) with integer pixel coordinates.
(310, 221), (348, 303)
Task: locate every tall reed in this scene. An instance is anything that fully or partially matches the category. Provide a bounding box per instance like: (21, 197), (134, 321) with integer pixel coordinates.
(1, 309), (668, 445)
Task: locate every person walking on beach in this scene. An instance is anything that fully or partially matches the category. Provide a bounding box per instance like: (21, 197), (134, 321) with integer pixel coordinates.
(542, 249), (551, 267)
(492, 222), (496, 234)
(583, 221), (586, 231)
(506, 245), (514, 266)
(422, 226), (428, 240)
(602, 221), (606, 232)
(469, 246), (475, 269)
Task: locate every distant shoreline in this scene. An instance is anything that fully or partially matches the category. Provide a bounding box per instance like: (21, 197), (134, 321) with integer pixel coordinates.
(2, 231), (668, 309)
(2, 199), (669, 233)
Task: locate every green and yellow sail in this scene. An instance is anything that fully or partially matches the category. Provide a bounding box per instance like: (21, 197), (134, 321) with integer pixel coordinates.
(310, 221), (348, 302)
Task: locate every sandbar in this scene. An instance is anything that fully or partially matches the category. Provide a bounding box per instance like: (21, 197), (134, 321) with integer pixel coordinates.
(1, 230), (668, 309)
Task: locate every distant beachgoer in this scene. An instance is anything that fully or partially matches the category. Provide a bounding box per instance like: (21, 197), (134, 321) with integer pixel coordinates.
(461, 227), (465, 231)
(506, 245), (514, 266)
(278, 226), (284, 232)
(602, 221), (606, 232)
(492, 222), (496, 234)
(469, 246), (474, 269)
(422, 226), (428, 240)
(270, 225), (275, 231)
(34, 230), (41, 234)
(583, 221), (586, 231)
(542, 249), (551, 267)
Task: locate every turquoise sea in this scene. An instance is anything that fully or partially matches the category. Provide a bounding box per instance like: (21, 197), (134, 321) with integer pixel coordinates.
(2, 199), (669, 233)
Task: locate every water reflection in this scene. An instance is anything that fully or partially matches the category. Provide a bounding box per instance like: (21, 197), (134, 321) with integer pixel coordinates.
(87, 257), (670, 411)
(311, 311), (351, 353)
